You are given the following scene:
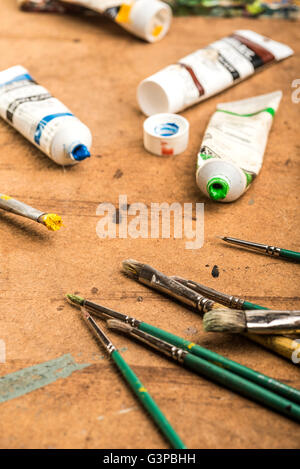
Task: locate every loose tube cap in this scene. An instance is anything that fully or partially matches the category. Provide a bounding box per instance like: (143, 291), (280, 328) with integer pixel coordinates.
(130, 0), (172, 43)
(143, 113), (189, 156)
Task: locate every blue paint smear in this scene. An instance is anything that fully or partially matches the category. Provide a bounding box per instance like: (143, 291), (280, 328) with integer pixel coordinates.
(154, 122), (179, 137)
(34, 112), (73, 145)
(0, 354), (90, 404)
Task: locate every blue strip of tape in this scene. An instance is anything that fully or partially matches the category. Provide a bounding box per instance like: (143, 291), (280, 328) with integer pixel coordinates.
(0, 73), (34, 88)
(34, 112), (73, 145)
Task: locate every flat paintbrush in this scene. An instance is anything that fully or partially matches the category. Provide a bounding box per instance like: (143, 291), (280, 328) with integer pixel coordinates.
(66, 294), (300, 405)
(204, 309), (300, 335)
(221, 236), (300, 263)
(107, 319), (300, 423)
(171, 276), (268, 311)
(77, 306), (187, 449)
(0, 193), (62, 231)
(122, 259), (216, 313)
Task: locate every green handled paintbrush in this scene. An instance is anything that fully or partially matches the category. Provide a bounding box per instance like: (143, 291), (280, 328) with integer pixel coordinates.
(66, 294), (300, 406)
(78, 306), (187, 449)
(171, 276), (269, 311)
(107, 319), (300, 423)
(221, 236), (300, 263)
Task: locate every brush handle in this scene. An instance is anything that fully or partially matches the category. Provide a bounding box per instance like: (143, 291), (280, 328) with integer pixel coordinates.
(248, 334), (300, 362)
(139, 322), (300, 405)
(183, 353), (300, 422)
(243, 301), (269, 310)
(280, 249), (300, 263)
(111, 350), (187, 449)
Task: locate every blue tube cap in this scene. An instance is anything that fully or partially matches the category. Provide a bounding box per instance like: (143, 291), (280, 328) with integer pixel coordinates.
(71, 144), (91, 161)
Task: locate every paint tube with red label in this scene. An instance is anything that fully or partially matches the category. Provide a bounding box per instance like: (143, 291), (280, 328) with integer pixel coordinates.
(137, 30), (293, 116)
(18, 0), (172, 43)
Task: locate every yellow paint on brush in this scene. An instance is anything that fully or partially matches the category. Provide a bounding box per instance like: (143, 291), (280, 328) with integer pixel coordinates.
(0, 194), (12, 200)
(139, 386), (147, 393)
(116, 3), (132, 23)
(187, 342), (195, 349)
(41, 213), (63, 232)
(151, 25), (163, 38)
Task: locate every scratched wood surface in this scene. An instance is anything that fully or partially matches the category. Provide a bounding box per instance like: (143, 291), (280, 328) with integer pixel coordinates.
(0, 0), (300, 449)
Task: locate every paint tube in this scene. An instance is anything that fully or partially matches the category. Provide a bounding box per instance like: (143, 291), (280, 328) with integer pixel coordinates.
(196, 90), (282, 202)
(19, 0), (172, 43)
(0, 65), (92, 166)
(137, 30), (293, 116)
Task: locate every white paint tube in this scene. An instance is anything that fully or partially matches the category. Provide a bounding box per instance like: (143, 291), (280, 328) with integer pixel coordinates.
(0, 65), (92, 166)
(60, 0), (172, 42)
(138, 30), (293, 116)
(196, 91), (282, 203)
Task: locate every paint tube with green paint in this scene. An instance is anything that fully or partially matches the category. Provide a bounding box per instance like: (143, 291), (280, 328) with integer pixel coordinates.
(196, 91), (282, 202)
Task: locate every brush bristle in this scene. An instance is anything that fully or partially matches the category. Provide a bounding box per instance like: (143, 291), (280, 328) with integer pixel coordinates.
(122, 259), (143, 278)
(203, 309), (246, 333)
(107, 319), (133, 333)
(66, 294), (85, 307)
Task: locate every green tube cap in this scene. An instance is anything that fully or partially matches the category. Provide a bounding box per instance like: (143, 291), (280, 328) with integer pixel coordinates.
(207, 177), (229, 201)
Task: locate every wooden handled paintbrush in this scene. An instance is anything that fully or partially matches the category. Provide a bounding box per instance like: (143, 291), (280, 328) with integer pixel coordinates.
(107, 319), (300, 423)
(66, 294), (300, 405)
(77, 306), (187, 449)
(0, 193), (63, 231)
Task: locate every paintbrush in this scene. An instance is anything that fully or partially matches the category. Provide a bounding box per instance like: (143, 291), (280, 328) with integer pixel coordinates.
(77, 306), (187, 449)
(171, 276), (268, 310)
(107, 319), (300, 422)
(122, 259), (215, 313)
(0, 193), (62, 231)
(203, 309), (300, 335)
(220, 236), (300, 262)
(121, 260), (300, 361)
(66, 294), (300, 404)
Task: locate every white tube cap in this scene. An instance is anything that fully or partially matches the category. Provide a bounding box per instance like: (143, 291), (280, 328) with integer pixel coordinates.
(138, 66), (185, 116)
(130, 0), (172, 43)
(143, 113), (189, 156)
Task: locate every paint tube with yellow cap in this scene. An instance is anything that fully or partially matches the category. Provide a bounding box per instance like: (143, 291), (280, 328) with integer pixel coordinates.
(196, 91), (282, 202)
(19, 0), (172, 43)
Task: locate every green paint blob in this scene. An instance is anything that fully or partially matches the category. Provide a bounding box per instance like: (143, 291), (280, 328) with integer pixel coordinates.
(207, 177), (229, 201)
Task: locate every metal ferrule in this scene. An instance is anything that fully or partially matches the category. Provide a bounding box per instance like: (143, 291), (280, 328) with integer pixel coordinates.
(126, 326), (188, 363)
(265, 246), (281, 257)
(172, 277), (245, 310)
(245, 310), (300, 334)
(81, 308), (116, 355)
(139, 266), (214, 313)
(0, 194), (44, 222)
(84, 300), (141, 328)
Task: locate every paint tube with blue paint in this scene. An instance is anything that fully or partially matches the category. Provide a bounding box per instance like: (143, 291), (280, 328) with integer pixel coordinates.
(196, 91), (282, 202)
(0, 65), (92, 166)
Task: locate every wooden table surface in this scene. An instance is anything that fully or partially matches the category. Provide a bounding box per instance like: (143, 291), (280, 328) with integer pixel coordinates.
(0, 0), (299, 449)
